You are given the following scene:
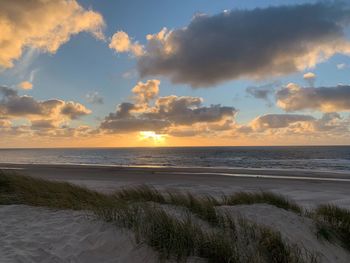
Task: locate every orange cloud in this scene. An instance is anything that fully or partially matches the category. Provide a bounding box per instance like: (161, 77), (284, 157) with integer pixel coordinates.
(109, 31), (144, 56)
(18, 81), (33, 90)
(0, 0), (105, 68)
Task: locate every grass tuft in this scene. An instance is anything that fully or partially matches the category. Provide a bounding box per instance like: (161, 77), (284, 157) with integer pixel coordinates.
(222, 191), (303, 214)
(113, 185), (166, 203)
(167, 191), (220, 224)
(313, 204), (350, 251)
(0, 171), (115, 210)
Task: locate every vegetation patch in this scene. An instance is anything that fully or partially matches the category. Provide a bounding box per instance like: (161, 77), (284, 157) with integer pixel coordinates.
(95, 203), (318, 263)
(0, 172), (329, 263)
(0, 171), (115, 210)
(222, 191), (303, 214)
(313, 204), (350, 251)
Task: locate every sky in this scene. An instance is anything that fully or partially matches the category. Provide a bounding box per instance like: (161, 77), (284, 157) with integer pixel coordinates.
(1, 0), (350, 147)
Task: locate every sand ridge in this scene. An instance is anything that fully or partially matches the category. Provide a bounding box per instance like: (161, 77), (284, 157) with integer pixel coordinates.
(0, 205), (160, 263)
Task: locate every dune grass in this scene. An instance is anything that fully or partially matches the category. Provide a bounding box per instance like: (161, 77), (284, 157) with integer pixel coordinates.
(112, 185), (302, 225)
(166, 191), (220, 224)
(222, 191), (303, 214)
(0, 171), (115, 210)
(95, 203), (318, 263)
(313, 204), (350, 251)
(113, 185), (221, 224)
(0, 172), (321, 262)
(114, 185), (166, 203)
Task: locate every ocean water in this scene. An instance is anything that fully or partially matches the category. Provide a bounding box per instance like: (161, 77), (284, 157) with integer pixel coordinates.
(1, 146), (350, 173)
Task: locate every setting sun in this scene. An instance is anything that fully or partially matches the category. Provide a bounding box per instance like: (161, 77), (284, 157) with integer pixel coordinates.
(139, 131), (166, 144)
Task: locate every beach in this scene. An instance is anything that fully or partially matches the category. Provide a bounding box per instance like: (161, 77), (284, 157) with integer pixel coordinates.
(1, 164), (350, 262)
(2, 163), (350, 209)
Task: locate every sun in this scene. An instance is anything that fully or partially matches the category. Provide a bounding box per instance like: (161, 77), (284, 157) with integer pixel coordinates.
(139, 131), (166, 144)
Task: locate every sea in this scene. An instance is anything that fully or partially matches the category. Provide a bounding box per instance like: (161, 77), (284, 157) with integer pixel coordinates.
(1, 146), (350, 173)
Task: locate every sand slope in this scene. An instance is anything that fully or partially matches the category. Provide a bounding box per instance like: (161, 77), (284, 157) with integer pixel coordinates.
(220, 204), (350, 263)
(0, 205), (160, 263)
(1, 204), (350, 263)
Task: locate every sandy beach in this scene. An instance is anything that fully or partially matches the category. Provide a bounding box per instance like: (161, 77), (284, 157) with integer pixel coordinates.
(1, 164), (350, 262)
(1, 163), (350, 209)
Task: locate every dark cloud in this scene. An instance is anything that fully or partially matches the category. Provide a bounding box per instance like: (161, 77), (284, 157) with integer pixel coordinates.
(60, 102), (91, 119)
(113, 103), (137, 119)
(250, 114), (315, 130)
(276, 83), (350, 112)
(137, 2), (350, 87)
(0, 86), (91, 119)
(100, 118), (170, 133)
(144, 96), (237, 125)
(312, 112), (346, 132)
(99, 87), (237, 134)
(246, 82), (279, 105)
(100, 102), (169, 133)
(243, 112), (350, 136)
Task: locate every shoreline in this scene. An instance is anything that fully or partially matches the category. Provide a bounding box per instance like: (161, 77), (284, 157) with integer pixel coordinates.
(1, 163), (350, 209)
(1, 162), (350, 179)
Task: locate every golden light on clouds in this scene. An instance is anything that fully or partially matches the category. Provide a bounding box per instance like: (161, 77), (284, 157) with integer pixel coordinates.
(109, 31), (144, 56)
(0, 0), (105, 68)
(18, 81), (33, 90)
(138, 131), (166, 145)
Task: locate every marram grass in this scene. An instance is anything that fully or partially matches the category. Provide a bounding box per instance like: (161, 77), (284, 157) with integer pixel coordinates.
(4, 171), (348, 262)
(313, 204), (350, 250)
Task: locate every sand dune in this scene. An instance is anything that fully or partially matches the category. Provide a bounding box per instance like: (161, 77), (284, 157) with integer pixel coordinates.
(1, 165), (350, 262)
(0, 205), (160, 263)
(220, 204), (350, 263)
(1, 203), (349, 263)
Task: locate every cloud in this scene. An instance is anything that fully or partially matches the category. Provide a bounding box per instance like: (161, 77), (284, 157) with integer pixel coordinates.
(100, 116), (170, 133)
(276, 83), (350, 112)
(16, 69), (39, 90)
(303, 72), (316, 87)
(132, 79), (160, 104)
(86, 92), (104, 105)
(241, 112), (349, 137)
(0, 0), (105, 68)
(145, 96), (236, 125)
(250, 114), (315, 131)
(18, 81), (33, 90)
(121, 69), (137, 79)
(134, 2), (350, 87)
(60, 101), (91, 119)
(30, 119), (56, 130)
(246, 82), (279, 105)
(0, 86), (93, 139)
(0, 86), (91, 122)
(337, 63), (347, 69)
(109, 31), (144, 56)
(99, 80), (237, 134)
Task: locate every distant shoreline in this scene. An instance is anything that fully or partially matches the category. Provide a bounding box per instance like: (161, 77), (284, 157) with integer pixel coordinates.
(1, 162), (350, 180)
(2, 145), (350, 149)
(1, 162), (350, 209)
